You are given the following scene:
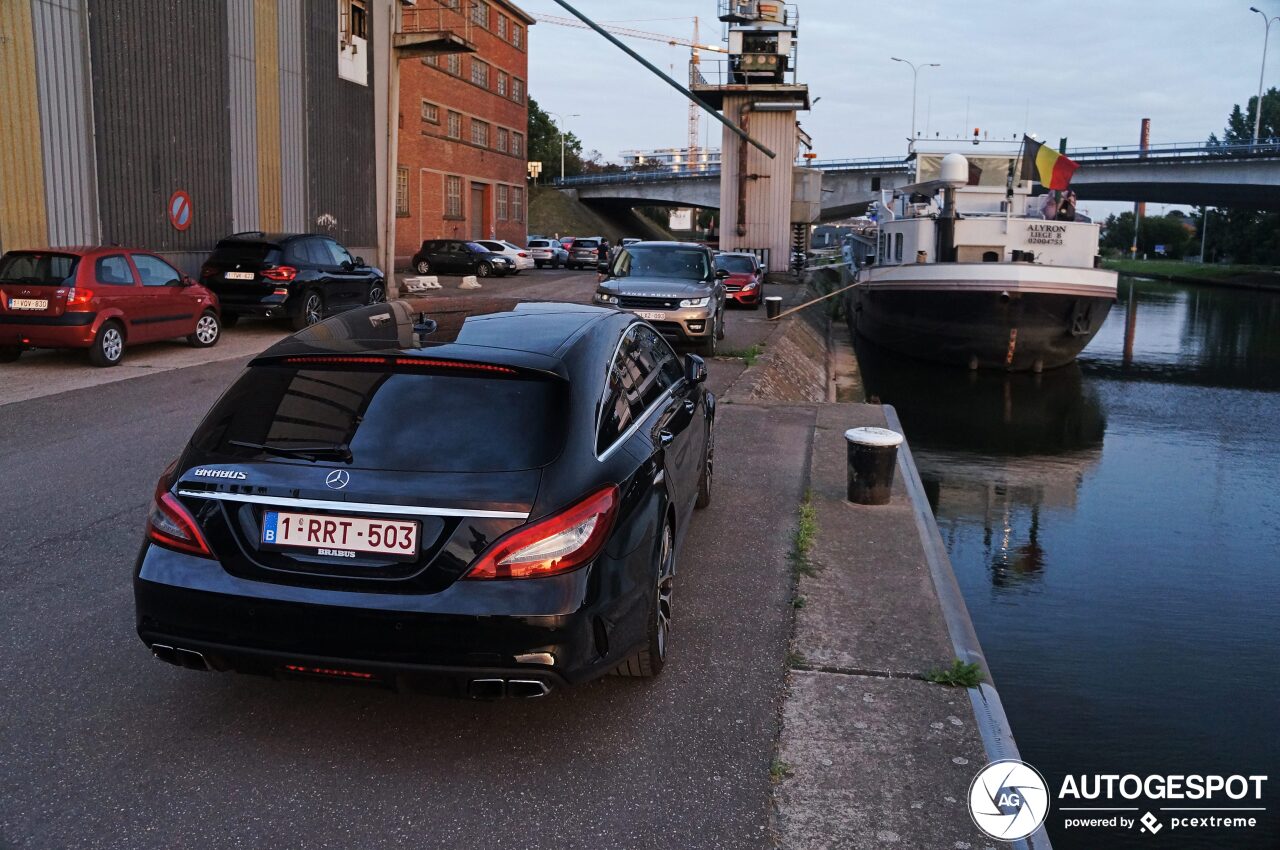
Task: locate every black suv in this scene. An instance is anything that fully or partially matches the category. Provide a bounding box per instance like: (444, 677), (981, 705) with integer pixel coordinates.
(410, 240), (516, 277)
(200, 232), (386, 330)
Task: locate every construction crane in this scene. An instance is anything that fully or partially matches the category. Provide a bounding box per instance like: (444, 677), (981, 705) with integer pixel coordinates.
(536, 13), (725, 167)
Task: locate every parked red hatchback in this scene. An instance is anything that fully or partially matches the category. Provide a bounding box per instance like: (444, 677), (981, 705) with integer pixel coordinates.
(0, 247), (221, 366)
(714, 252), (764, 309)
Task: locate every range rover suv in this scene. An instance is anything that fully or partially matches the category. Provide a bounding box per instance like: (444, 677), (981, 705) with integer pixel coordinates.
(199, 232), (385, 330)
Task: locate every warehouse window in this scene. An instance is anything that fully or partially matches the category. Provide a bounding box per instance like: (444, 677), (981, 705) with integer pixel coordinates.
(497, 72), (507, 97)
(512, 77), (524, 103)
(512, 23), (523, 49)
(471, 59), (489, 89)
(424, 54), (438, 67)
(396, 168), (409, 216)
(421, 100), (439, 124)
(446, 53), (460, 76)
(447, 111), (461, 139)
(512, 132), (523, 157)
(471, 119), (489, 147)
(338, 0), (369, 86)
(445, 176), (463, 218)
(497, 14), (507, 38)
(471, 1), (488, 28)
(496, 184), (508, 220)
(496, 128), (509, 153)
(511, 187), (524, 222)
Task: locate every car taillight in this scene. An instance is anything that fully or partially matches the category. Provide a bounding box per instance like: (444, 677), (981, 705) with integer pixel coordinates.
(261, 266), (297, 282)
(199, 263), (215, 278)
(517, 252), (528, 258)
(466, 485), (618, 580)
(66, 287), (94, 308)
(146, 463), (213, 558)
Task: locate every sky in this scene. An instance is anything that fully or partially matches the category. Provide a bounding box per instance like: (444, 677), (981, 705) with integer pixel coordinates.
(523, 0), (1277, 200)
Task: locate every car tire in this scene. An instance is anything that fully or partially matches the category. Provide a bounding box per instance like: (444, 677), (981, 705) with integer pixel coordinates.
(187, 310), (221, 348)
(695, 424), (714, 509)
(415, 259), (431, 275)
(367, 281), (385, 304)
(716, 309), (726, 340)
(696, 323), (717, 357)
(88, 320), (125, 368)
(614, 519), (675, 678)
(290, 290), (324, 331)
(751, 296), (762, 311)
(221, 311), (240, 327)
(0, 345), (21, 363)
(535, 261), (544, 269)
(477, 262), (492, 278)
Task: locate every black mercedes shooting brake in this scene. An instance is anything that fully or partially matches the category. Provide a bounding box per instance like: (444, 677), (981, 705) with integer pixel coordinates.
(134, 297), (715, 697)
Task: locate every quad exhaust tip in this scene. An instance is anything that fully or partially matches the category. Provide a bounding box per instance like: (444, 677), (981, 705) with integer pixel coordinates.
(467, 678), (550, 699)
(151, 643), (211, 672)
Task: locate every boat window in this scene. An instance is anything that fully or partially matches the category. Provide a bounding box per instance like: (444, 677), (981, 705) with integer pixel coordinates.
(894, 234), (904, 262)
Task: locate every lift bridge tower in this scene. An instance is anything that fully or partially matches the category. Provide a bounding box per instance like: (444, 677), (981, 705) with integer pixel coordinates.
(692, 1), (814, 273)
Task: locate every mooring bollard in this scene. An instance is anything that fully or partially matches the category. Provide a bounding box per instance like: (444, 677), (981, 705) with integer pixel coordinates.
(765, 296), (783, 319)
(844, 427), (904, 505)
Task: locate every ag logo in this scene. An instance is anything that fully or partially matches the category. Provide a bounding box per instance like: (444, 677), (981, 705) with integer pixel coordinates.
(968, 759), (1050, 841)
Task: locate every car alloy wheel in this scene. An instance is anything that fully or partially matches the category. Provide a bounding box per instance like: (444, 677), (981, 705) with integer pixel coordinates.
(190, 312), (220, 347)
(477, 262), (492, 278)
(655, 521), (675, 662)
(368, 283), (385, 304)
(415, 260), (430, 274)
(90, 321), (124, 367)
(304, 293), (322, 325)
(695, 425), (714, 509)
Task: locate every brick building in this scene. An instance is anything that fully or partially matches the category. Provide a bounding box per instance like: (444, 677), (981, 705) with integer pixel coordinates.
(395, 0), (534, 266)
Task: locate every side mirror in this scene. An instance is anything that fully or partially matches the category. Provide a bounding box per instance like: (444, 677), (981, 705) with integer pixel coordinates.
(684, 353), (707, 385)
(354, 256), (366, 267)
(180, 275), (195, 287)
(597, 262), (610, 274)
(715, 268), (731, 279)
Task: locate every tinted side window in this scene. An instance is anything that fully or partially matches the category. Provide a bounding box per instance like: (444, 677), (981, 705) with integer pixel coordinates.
(305, 239), (333, 266)
(635, 325), (684, 389)
(133, 254), (182, 287)
(95, 255), (134, 285)
(282, 239), (310, 265)
(325, 239), (353, 267)
(598, 332), (638, 455)
(628, 326), (670, 408)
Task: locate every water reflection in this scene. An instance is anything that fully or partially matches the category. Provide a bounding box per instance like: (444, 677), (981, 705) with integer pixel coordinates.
(855, 339), (1106, 590)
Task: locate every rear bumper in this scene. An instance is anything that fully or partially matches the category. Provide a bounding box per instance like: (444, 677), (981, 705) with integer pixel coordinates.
(0, 311), (98, 348)
(211, 292), (291, 317)
(133, 542), (647, 689)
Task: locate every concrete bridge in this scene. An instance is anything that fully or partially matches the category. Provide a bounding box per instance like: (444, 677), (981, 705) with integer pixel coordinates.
(556, 141), (1280, 220)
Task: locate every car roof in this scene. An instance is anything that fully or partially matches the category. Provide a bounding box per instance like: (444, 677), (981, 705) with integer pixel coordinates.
(216, 232), (317, 246)
(716, 251), (758, 259)
(254, 298), (619, 369)
(626, 241), (709, 250)
(3, 246), (155, 257)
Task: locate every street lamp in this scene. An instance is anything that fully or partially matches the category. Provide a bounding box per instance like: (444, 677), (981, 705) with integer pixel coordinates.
(1250, 8), (1279, 146)
(891, 57), (939, 149)
(548, 111), (580, 182)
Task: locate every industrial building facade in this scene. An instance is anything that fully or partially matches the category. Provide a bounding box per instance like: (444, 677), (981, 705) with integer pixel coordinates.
(0, 0), (391, 273)
(394, 0), (533, 264)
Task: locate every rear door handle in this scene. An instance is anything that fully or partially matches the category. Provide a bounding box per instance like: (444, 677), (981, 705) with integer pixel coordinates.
(683, 399), (696, 414)
(658, 429), (675, 447)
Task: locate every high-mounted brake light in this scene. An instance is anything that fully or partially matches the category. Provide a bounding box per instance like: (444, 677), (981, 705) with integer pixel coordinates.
(465, 485), (619, 580)
(279, 355), (517, 375)
(146, 462), (213, 558)
(261, 265), (298, 282)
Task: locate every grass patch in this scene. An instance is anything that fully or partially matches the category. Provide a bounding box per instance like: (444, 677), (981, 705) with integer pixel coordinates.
(719, 343), (763, 366)
(770, 758), (794, 783)
(1102, 258), (1279, 281)
(786, 649), (807, 668)
(789, 491), (818, 577)
(924, 659), (985, 688)
(790, 595), (807, 609)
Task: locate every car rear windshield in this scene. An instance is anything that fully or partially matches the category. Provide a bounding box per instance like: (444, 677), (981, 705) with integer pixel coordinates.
(611, 246), (710, 280)
(211, 240), (281, 265)
(0, 251), (79, 285)
(716, 255), (756, 274)
(189, 364), (566, 473)
(465, 242), (489, 253)
(528, 240), (550, 247)
(576, 240), (600, 249)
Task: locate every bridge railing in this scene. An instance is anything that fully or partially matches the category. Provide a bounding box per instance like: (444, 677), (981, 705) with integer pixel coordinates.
(1064, 139), (1280, 161)
(551, 156), (911, 187)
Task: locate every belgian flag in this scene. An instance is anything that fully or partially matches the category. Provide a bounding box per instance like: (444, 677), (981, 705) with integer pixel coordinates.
(1019, 135), (1079, 190)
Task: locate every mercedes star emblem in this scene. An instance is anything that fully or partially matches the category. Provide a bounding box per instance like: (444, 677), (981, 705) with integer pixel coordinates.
(325, 470), (350, 490)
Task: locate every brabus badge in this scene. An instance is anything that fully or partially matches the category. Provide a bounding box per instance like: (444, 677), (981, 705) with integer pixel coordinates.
(193, 469), (247, 480)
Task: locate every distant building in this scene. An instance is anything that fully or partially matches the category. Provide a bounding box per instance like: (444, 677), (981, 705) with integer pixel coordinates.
(395, 0), (534, 264)
(621, 147), (722, 172)
(0, 0), (407, 273)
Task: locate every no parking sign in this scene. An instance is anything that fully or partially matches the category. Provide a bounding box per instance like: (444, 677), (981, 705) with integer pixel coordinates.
(168, 190), (192, 231)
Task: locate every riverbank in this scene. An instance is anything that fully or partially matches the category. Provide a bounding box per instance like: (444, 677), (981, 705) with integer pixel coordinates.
(1102, 258), (1280, 291)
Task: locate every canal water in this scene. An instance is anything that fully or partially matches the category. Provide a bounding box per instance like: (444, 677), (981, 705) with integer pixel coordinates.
(855, 276), (1280, 849)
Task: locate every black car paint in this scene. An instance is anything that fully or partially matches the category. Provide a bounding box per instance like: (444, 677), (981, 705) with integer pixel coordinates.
(133, 298), (714, 693)
(200, 233), (385, 324)
(411, 240), (514, 276)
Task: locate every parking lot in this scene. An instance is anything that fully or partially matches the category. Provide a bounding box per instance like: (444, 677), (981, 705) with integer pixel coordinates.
(0, 269), (816, 850)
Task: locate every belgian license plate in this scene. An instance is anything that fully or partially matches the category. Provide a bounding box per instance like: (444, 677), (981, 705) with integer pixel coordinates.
(224, 271), (255, 280)
(8, 298), (48, 310)
(637, 311), (666, 321)
(261, 511), (419, 558)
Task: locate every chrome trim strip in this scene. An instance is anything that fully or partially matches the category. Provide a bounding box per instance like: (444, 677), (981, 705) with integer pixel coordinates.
(176, 490), (530, 519)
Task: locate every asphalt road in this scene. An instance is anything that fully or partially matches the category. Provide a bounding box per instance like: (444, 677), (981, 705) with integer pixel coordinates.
(0, 269), (816, 849)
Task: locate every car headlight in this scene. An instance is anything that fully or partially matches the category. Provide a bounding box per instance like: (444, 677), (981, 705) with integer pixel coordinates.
(594, 292), (619, 305)
(679, 297), (710, 308)
(743, 281), (758, 290)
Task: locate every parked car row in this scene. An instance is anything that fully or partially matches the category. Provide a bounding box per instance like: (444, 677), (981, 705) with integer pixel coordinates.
(0, 231), (385, 367)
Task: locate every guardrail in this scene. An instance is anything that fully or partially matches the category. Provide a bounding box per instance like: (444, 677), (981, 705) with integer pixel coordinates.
(549, 141), (1280, 188)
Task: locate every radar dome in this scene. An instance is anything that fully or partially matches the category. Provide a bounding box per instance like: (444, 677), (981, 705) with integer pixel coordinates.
(940, 153), (969, 188)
